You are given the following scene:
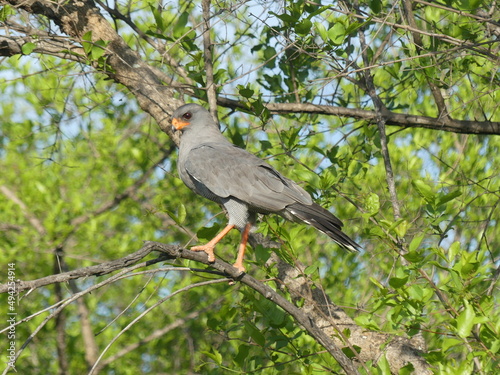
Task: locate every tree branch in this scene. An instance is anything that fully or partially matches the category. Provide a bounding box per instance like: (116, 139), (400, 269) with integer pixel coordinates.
(357, 18), (402, 223)
(2, 0), (183, 141)
(270, 253), (431, 374)
(0, 185), (46, 236)
(0, 34), (85, 60)
(259, 102), (500, 135)
(91, 297), (225, 373)
(202, 0), (219, 124)
(402, 0), (451, 122)
(1, 240), (432, 374)
(1, 26), (498, 136)
(2, 241), (360, 374)
(0, 243), (174, 294)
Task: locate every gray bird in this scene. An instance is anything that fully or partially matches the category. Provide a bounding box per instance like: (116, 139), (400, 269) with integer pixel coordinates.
(172, 103), (359, 272)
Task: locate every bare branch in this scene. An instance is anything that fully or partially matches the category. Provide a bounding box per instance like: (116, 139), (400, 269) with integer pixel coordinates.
(257, 102), (500, 135)
(1, 2), (498, 135)
(270, 254), (432, 374)
(0, 185), (46, 235)
(0, 34), (85, 60)
(3, 0), (183, 140)
(1, 239), (432, 374)
(0, 243), (175, 294)
(1, 240), (360, 374)
(202, 0), (219, 124)
(357, 18), (402, 222)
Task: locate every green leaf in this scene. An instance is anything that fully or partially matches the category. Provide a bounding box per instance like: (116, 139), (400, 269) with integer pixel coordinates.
(347, 160), (362, 177)
(369, 0), (382, 14)
(292, 168), (320, 190)
(244, 321), (266, 346)
(91, 40), (107, 60)
(263, 46), (277, 61)
(177, 203), (186, 224)
(369, 277), (385, 289)
(437, 189), (462, 206)
(271, 12), (296, 23)
(258, 299), (286, 328)
(377, 354), (391, 374)
(196, 224), (220, 241)
(409, 234), (424, 253)
(295, 19), (312, 35)
(304, 264), (318, 275)
(254, 244), (271, 265)
(82, 31), (93, 54)
(201, 348), (222, 365)
(341, 345), (361, 359)
(407, 284), (424, 301)
(354, 314), (381, 330)
(21, 42), (36, 55)
(448, 241), (461, 262)
(173, 12), (189, 38)
(234, 344), (250, 366)
(259, 140), (273, 151)
(364, 192), (380, 216)
(327, 23), (346, 45)
(238, 85), (254, 98)
(399, 362), (415, 375)
(150, 4), (164, 31)
(442, 337), (463, 351)
(319, 168), (338, 190)
(389, 276), (408, 289)
(393, 219), (409, 238)
(412, 180), (435, 204)
(403, 250), (425, 263)
(0, 5), (15, 21)
(456, 301), (475, 338)
(315, 22), (328, 42)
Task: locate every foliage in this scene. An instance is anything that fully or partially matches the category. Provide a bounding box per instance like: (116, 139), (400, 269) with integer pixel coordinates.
(0, 0), (498, 374)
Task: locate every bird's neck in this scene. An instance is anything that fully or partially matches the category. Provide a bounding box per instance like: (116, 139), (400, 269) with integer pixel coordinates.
(179, 129), (230, 154)
(183, 128), (228, 143)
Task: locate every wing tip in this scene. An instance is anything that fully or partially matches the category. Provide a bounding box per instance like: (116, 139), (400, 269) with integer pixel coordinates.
(338, 241), (361, 253)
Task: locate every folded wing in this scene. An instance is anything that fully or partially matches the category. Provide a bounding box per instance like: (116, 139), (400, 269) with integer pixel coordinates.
(184, 143), (312, 212)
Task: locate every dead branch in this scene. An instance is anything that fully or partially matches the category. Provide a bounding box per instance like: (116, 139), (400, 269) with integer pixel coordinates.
(0, 240), (431, 374)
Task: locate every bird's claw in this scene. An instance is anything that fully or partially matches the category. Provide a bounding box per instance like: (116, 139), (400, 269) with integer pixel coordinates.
(191, 245), (216, 262)
(232, 261), (246, 274)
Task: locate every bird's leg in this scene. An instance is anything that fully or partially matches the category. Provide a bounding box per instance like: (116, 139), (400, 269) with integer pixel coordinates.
(191, 224), (235, 262)
(233, 223), (252, 273)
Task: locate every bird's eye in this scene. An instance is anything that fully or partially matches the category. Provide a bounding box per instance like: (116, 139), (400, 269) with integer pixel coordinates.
(182, 112), (192, 120)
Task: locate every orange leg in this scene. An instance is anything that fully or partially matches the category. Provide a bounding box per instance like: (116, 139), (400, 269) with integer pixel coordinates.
(191, 224), (235, 262)
(233, 223), (252, 273)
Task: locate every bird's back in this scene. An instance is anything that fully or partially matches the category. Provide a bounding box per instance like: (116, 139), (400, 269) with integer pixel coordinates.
(179, 139), (313, 213)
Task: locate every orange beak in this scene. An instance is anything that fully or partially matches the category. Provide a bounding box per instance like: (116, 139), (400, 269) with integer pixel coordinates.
(172, 118), (190, 130)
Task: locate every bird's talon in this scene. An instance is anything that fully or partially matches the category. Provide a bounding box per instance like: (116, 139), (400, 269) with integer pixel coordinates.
(173, 103), (360, 274)
(232, 262), (246, 273)
(191, 245), (216, 262)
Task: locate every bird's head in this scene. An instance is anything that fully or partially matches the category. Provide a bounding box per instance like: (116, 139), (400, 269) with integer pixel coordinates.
(171, 103), (217, 133)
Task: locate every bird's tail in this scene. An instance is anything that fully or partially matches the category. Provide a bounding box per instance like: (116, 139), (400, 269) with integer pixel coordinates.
(286, 202), (360, 252)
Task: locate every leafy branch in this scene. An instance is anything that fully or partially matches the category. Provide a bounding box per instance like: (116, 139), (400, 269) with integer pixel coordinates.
(0, 241), (430, 374)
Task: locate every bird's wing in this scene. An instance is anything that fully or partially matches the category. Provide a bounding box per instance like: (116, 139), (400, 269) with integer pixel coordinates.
(184, 143), (312, 211)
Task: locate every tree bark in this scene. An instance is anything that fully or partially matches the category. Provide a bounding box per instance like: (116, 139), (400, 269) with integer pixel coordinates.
(1, 1), (498, 135)
(0, 241), (432, 374)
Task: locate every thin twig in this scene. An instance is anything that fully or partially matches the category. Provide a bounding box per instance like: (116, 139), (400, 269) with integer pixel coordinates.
(357, 21), (402, 222)
(88, 279), (229, 374)
(92, 296), (225, 372)
(202, 0), (219, 123)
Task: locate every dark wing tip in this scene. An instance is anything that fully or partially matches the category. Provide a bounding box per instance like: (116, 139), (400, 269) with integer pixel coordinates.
(286, 202), (360, 252)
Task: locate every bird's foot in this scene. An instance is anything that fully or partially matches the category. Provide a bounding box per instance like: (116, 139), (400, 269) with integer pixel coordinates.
(191, 245), (216, 262)
(232, 260), (246, 273)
